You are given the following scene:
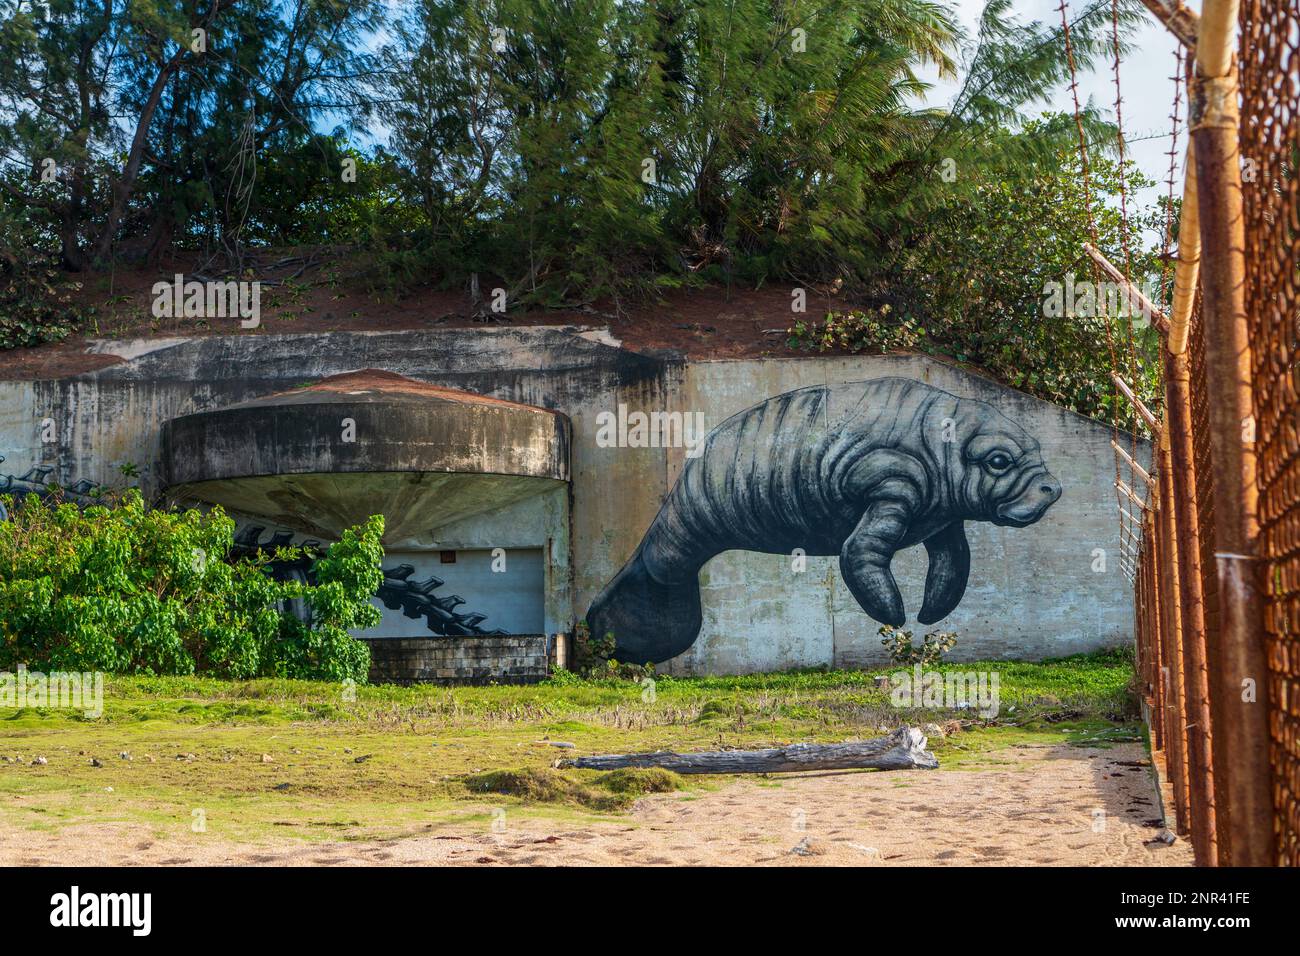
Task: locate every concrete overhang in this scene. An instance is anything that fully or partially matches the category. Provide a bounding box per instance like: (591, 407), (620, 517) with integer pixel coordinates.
(159, 369), (570, 545)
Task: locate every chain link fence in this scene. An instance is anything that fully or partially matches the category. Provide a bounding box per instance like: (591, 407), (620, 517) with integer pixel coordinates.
(1132, 0), (1298, 866)
(1240, 0), (1300, 868)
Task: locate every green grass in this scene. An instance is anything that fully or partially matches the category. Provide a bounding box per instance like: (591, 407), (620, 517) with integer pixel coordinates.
(0, 648), (1140, 845)
(1, 646), (1135, 730)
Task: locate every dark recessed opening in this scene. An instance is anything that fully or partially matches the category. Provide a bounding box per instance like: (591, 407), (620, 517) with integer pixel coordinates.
(439, 550), (456, 564)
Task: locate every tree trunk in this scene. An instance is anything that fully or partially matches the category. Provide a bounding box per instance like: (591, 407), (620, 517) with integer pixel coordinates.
(557, 726), (938, 774)
(92, 48), (186, 263)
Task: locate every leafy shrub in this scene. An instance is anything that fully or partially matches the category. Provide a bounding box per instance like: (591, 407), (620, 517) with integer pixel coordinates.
(789, 306), (933, 357)
(0, 490), (383, 682)
(787, 143), (1166, 432)
(879, 625), (958, 667)
(789, 304), (1158, 432)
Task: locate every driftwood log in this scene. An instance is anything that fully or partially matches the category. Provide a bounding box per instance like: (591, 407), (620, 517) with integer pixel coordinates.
(557, 726), (938, 774)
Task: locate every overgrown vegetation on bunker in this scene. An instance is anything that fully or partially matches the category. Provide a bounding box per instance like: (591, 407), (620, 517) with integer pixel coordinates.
(1, 1), (1162, 426)
(0, 490), (384, 682)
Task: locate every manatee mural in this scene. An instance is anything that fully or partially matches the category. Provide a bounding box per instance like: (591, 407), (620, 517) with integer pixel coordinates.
(587, 378), (1063, 665)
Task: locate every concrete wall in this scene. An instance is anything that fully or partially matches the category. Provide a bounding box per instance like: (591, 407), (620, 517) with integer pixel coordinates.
(655, 358), (1134, 671)
(359, 548), (545, 638)
(0, 327), (1144, 675)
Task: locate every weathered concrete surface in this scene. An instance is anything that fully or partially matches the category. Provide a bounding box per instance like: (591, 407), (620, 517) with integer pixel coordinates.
(361, 635), (548, 685)
(160, 369), (570, 545)
(4, 327), (661, 496)
(161, 369), (570, 485)
(0, 328), (1143, 675)
(173, 471), (566, 548)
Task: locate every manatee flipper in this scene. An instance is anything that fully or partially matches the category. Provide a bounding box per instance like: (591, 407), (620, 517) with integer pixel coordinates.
(839, 495), (917, 627)
(587, 547), (702, 666)
(917, 521), (970, 625)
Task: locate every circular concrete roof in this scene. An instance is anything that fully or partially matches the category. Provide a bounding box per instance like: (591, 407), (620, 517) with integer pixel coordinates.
(159, 370), (570, 542)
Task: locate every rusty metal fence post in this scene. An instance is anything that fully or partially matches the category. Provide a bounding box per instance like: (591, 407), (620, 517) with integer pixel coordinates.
(1145, 511), (1166, 754)
(1158, 431), (1195, 834)
(1164, 325), (1219, 859)
(1189, 0), (1273, 867)
(1238, 0), (1300, 867)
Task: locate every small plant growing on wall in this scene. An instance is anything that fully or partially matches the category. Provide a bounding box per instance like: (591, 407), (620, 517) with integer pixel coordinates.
(567, 621), (654, 681)
(879, 625), (958, 667)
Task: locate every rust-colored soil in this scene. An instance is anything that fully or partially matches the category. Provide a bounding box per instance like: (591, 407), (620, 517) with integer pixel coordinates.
(0, 249), (855, 380)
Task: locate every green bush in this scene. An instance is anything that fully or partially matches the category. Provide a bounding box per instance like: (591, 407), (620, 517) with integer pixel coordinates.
(567, 620), (654, 681)
(0, 490), (383, 682)
(787, 143), (1166, 432)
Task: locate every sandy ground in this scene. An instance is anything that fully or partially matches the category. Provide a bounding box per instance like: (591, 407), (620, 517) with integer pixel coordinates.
(0, 741), (1191, 866)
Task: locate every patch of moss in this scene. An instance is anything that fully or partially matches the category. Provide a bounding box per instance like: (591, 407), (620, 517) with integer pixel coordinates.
(696, 699), (746, 721)
(462, 767), (615, 810)
(463, 766), (685, 811)
(594, 767), (684, 797)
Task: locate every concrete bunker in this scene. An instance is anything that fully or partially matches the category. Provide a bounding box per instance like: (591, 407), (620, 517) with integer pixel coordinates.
(0, 328), (1139, 678)
(158, 369), (573, 683)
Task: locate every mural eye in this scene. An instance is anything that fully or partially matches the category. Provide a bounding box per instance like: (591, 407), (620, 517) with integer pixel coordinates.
(985, 452), (1013, 473)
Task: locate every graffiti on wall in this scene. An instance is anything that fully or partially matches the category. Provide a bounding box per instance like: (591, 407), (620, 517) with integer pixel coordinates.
(587, 378), (1062, 665)
(232, 526), (508, 637)
(0, 456), (102, 521)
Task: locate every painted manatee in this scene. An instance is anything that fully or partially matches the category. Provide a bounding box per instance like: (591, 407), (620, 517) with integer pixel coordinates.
(587, 378), (1062, 664)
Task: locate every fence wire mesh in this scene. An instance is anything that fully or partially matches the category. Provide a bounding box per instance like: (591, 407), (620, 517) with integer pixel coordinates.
(1240, 0), (1300, 868)
(1130, 0), (1299, 866)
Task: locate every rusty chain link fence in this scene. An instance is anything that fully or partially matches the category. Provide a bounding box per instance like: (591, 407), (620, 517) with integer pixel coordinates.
(1129, 0), (1298, 866)
(1240, 0), (1300, 867)
(1134, 294), (1222, 862)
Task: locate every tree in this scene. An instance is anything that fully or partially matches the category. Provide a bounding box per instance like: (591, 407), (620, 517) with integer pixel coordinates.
(375, 0), (1139, 305)
(0, 0), (386, 269)
(0, 176), (81, 347)
(790, 118), (1166, 427)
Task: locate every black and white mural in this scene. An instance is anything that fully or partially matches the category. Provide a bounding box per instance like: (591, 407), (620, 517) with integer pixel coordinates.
(587, 378), (1063, 665)
(0, 456), (102, 521)
(231, 527), (532, 637)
